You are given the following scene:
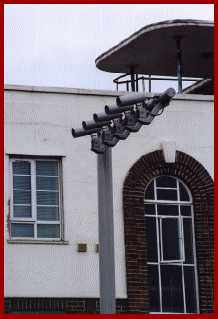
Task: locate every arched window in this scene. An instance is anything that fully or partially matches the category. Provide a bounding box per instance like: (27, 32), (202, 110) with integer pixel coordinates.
(144, 175), (199, 314)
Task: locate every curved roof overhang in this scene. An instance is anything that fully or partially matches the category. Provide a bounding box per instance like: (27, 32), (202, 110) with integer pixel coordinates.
(95, 19), (214, 79)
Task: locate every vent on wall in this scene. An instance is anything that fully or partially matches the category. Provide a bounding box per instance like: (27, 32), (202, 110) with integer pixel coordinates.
(77, 242), (87, 252)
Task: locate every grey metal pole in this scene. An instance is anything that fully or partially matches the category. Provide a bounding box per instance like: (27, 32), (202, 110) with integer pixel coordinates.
(176, 37), (183, 93)
(97, 147), (116, 314)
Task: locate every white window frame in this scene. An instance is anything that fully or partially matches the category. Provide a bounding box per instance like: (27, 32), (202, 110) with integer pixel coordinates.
(159, 215), (185, 263)
(144, 175), (200, 314)
(10, 157), (63, 241)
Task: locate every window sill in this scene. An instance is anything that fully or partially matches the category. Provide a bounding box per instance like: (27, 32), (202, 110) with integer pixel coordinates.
(7, 239), (69, 245)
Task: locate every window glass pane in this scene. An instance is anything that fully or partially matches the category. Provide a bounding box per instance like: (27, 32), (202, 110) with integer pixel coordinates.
(144, 180), (154, 200)
(11, 223), (34, 238)
(161, 218), (181, 261)
(157, 189), (177, 201)
(36, 161), (58, 176)
(37, 224), (60, 238)
(181, 205), (191, 216)
(37, 206), (59, 221)
(157, 204), (178, 216)
(146, 217), (158, 262)
(184, 266), (197, 313)
(13, 190), (31, 204)
(148, 265), (160, 312)
(156, 176), (177, 188)
(183, 218), (194, 264)
(13, 176), (31, 190)
(37, 191), (59, 205)
(36, 176), (58, 191)
(145, 204), (155, 215)
(161, 265), (184, 313)
(13, 205), (31, 218)
(12, 162), (30, 175)
(179, 182), (190, 201)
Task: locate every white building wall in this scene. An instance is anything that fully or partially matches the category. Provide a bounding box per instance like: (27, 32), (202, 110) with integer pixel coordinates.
(4, 85), (214, 298)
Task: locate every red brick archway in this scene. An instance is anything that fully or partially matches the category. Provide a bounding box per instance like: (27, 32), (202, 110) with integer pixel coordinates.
(123, 150), (214, 314)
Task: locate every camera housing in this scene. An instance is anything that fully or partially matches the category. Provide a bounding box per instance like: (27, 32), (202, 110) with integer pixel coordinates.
(93, 112), (123, 122)
(72, 127), (101, 138)
(105, 103), (134, 115)
(82, 119), (111, 130)
(116, 92), (146, 107)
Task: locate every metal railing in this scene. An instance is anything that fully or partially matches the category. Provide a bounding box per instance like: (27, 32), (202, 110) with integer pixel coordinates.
(113, 73), (204, 93)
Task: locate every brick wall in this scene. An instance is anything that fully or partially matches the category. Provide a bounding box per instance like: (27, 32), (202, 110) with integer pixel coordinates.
(123, 150), (214, 314)
(4, 298), (128, 314)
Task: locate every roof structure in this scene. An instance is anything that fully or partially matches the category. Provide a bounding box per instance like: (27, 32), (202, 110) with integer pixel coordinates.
(95, 19), (214, 79)
(182, 79), (214, 95)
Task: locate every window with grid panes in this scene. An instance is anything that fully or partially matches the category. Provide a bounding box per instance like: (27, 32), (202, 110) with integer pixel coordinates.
(144, 175), (199, 314)
(10, 158), (62, 240)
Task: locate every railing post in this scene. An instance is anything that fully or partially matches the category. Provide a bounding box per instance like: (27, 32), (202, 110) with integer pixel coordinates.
(149, 75), (151, 92)
(136, 73), (138, 92)
(142, 76), (145, 92)
(130, 65), (135, 92)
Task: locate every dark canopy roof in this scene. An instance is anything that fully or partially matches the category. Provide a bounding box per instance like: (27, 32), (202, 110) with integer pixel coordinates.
(182, 79), (214, 95)
(95, 19), (214, 79)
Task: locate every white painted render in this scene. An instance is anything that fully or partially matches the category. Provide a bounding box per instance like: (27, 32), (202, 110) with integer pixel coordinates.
(4, 85), (214, 298)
